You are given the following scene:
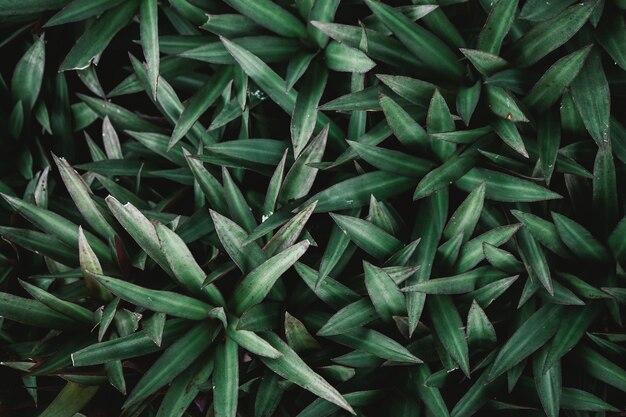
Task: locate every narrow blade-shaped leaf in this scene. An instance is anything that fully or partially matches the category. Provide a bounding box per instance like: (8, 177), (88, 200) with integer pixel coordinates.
(232, 241), (310, 314)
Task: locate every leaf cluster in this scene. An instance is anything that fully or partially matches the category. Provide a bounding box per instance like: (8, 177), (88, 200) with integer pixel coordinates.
(0, 1), (625, 417)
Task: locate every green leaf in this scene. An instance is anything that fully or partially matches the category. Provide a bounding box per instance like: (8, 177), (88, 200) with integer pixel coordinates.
(298, 263), (360, 309)
(290, 62), (327, 158)
(265, 201), (317, 256)
(488, 304), (563, 380)
(516, 221), (554, 295)
(364, 4), (437, 34)
(305, 171), (415, 213)
(483, 243), (523, 274)
(608, 215), (626, 264)
(260, 332), (355, 414)
(72, 319), (190, 365)
(0, 0), (64, 16)
(210, 209), (266, 273)
(78, 94), (165, 133)
(285, 51), (317, 92)
(124, 322), (216, 408)
(379, 94), (429, 149)
(455, 224), (521, 273)
(403, 267), (506, 294)
(364, 262), (405, 323)
(53, 155), (115, 241)
(224, 0), (307, 39)
(44, 0), (125, 26)
(462, 275), (519, 308)
(156, 223), (225, 305)
(485, 85), (528, 122)
(429, 295), (470, 376)
(106, 196), (172, 274)
(91, 273), (213, 320)
(325, 41), (376, 73)
(414, 151), (476, 200)
(170, 67), (231, 149)
(221, 37), (295, 114)
(467, 300), (497, 350)
(436, 233), (464, 270)
(508, 1), (597, 66)
(232, 241), (310, 314)
(202, 140), (288, 167)
(536, 110), (561, 184)
(228, 321), (282, 358)
(280, 131), (327, 202)
(156, 355), (214, 417)
(523, 45), (591, 112)
(1, 193), (111, 262)
(519, 0), (576, 21)
(551, 212), (609, 263)
(38, 382), (99, 417)
(456, 81), (481, 126)
(96, 298), (118, 342)
(330, 213), (403, 260)
(307, 0), (340, 47)
(78, 226), (110, 300)
(597, 11), (626, 71)
(456, 168), (562, 202)
(570, 47), (610, 147)
(477, 0), (518, 55)
(443, 181), (485, 242)
(184, 149), (228, 214)
(405, 191), (446, 335)
(427, 89), (456, 160)
(19, 279), (93, 324)
(11, 35), (45, 112)
(544, 304), (599, 371)
(130, 54), (212, 145)
(60, 0), (139, 71)
(317, 299), (378, 336)
(222, 168), (257, 233)
(348, 141), (435, 178)
(201, 13), (262, 37)
(376, 74), (436, 107)
(101, 116), (123, 159)
(254, 369), (284, 417)
(533, 348), (561, 417)
(574, 345), (626, 392)
(142, 312), (166, 347)
(411, 366), (450, 417)
(364, 0), (463, 80)
(0, 291), (78, 330)
(319, 86), (387, 111)
(367, 196), (397, 235)
(284, 312), (320, 352)
(311, 22), (422, 70)
(450, 368), (492, 417)
(181, 36), (299, 64)
(262, 150), (288, 219)
(431, 126), (492, 145)
(592, 145), (618, 237)
(561, 386), (619, 412)
(140, 0), (159, 99)
(317, 208), (359, 287)
(460, 48), (509, 76)
(316, 319), (422, 364)
(601, 287), (626, 304)
(491, 118), (528, 158)
(510, 210), (571, 258)
(214, 337), (239, 417)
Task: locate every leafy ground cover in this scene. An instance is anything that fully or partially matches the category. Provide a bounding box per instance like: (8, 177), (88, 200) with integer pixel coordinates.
(0, 0), (625, 416)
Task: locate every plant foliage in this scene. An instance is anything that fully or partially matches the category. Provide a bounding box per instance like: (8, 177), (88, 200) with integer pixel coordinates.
(0, 0), (625, 416)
